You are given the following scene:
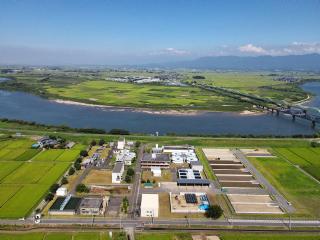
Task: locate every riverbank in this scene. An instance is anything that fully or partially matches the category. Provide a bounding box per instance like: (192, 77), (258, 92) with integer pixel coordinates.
(53, 99), (263, 116)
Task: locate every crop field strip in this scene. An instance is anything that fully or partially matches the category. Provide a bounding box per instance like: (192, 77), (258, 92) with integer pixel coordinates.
(0, 232), (112, 240)
(274, 148), (320, 181)
(247, 155), (320, 217)
(0, 138), (78, 218)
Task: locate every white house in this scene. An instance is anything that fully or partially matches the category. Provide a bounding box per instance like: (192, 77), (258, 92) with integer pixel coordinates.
(117, 138), (126, 150)
(112, 162), (124, 184)
(141, 194), (159, 218)
(56, 187), (68, 196)
(151, 167), (161, 177)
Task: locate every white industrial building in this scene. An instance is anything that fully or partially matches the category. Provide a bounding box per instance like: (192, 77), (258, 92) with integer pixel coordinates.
(140, 194), (159, 218)
(152, 144), (198, 164)
(112, 162), (124, 183)
(116, 149), (136, 166)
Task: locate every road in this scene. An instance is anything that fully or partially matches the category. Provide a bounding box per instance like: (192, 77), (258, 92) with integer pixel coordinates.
(232, 149), (295, 213)
(128, 144), (144, 218)
(0, 217), (319, 229)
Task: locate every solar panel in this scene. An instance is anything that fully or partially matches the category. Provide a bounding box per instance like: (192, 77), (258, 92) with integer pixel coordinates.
(185, 193), (197, 204)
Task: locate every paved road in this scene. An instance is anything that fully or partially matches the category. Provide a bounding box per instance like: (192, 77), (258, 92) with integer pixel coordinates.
(128, 144), (144, 217)
(232, 149), (295, 213)
(1, 218), (319, 229)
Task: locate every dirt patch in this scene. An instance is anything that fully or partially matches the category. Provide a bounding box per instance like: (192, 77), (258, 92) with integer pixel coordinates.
(83, 169), (112, 185)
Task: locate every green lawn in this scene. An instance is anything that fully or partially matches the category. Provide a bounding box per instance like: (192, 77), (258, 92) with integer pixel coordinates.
(196, 147), (216, 180)
(248, 156), (320, 217)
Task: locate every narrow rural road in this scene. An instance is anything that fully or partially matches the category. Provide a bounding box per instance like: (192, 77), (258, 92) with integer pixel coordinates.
(232, 149), (295, 213)
(129, 144), (144, 218)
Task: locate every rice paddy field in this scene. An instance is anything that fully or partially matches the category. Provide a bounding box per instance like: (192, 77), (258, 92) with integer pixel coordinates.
(0, 232), (112, 240)
(274, 147), (320, 181)
(0, 138), (80, 218)
(185, 72), (309, 103)
(45, 80), (251, 111)
(248, 153), (320, 218)
(2, 70), (319, 111)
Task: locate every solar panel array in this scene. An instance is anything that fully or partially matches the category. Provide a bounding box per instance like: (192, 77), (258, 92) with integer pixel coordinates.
(185, 193), (198, 204)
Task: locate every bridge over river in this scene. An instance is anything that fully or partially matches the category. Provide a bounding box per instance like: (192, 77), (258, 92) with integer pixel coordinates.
(195, 83), (320, 128)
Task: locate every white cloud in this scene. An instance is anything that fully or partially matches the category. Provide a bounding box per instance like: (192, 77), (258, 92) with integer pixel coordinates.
(149, 47), (190, 56)
(238, 44), (267, 54)
(236, 42), (320, 56)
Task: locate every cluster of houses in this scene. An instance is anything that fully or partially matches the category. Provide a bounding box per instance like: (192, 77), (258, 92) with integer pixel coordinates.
(32, 136), (75, 149)
(112, 138), (136, 184)
(81, 146), (105, 168)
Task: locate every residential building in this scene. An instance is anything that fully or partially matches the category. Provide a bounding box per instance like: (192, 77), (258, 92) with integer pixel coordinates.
(112, 162), (124, 183)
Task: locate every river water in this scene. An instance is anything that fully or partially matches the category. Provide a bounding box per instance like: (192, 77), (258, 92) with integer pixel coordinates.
(0, 82), (319, 135)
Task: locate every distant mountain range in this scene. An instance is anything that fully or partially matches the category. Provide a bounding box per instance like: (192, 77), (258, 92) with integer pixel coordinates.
(147, 54), (320, 71)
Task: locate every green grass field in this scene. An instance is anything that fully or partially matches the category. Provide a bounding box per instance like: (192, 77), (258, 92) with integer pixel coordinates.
(45, 80), (251, 111)
(274, 148), (320, 181)
(0, 162), (22, 181)
(0, 232), (111, 240)
(32, 149), (65, 161)
(1, 232), (319, 240)
(0, 138), (79, 218)
(248, 156), (320, 217)
(185, 72), (309, 103)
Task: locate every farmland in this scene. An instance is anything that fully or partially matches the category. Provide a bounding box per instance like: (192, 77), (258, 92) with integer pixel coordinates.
(1, 69), (317, 111)
(274, 148), (320, 181)
(45, 80), (251, 111)
(248, 155), (320, 217)
(185, 72), (309, 103)
(0, 138), (79, 218)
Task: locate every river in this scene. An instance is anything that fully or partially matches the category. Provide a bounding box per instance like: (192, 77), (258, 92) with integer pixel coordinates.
(0, 82), (319, 135)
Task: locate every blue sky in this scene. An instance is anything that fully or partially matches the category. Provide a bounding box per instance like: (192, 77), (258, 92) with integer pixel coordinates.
(0, 0), (320, 65)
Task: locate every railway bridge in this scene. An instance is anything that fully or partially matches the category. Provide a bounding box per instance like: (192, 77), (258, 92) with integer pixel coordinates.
(194, 83), (320, 128)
